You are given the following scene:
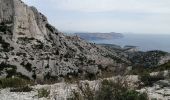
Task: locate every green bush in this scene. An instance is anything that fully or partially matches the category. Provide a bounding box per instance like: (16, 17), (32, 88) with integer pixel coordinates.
(0, 77), (33, 89)
(139, 72), (164, 87)
(130, 61), (170, 75)
(38, 88), (50, 98)
(10, 86), (32, 92)
(96, 80), (147, 100)
(45, 24), (55, 33)
(71, 82), (94, 100)
(0, 62), (30, 80)
(20, 62), (32, 72)
(71, 79), (148, 100)
(0, 62), (17, 77)
(0, 22), (8, 32)
(0, 36), (13, 52)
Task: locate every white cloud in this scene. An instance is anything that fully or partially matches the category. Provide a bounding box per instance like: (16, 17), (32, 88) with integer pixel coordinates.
(54, 16), (170, 34)
(23, 0), (170, 34)
(43, 0), (170, 14)
(24, 0), (170, 14)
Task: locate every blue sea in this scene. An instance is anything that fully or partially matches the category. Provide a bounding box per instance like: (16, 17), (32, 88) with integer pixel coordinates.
(89, 34), (170, 52)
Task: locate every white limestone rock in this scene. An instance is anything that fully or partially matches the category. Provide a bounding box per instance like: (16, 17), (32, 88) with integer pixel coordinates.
(0, 0), (128, 81)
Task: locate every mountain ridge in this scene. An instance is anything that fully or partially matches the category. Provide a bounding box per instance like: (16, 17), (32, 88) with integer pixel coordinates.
(0, 0), (129, 81)
(75, 32), (123, 41)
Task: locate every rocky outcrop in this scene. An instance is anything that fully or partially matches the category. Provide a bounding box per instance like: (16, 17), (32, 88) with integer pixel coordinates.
(158, 55), (170, 65)
(0, 0), (128, 81)
(0, 0), (14, 23)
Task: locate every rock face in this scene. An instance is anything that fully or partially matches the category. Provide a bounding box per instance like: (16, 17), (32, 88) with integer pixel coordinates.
(0, 0), (127, 81)
(0, 0), (48, 41)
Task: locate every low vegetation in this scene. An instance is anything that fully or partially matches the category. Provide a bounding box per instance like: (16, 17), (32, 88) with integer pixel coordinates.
(0, 36), (13, 52)
(38, 88), (50, 98)
(128, 50), (167, 67)
(0, 22), (12, 33)
(130, 62), (168, 87)
(0, 77), (33, 92)
(0, 62), (30, 80)
(20, 62), (32, 72)
(71, 79), (148, 100)
(45, 23), (55, 33)
(10, 86), (33, 92)
(139, 72), (164, 87)
(130, 60), (170, 75)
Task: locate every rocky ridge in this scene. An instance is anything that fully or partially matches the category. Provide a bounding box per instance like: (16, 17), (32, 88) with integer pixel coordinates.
(75, 32), (123, 41)
(0, 0), (128, 81)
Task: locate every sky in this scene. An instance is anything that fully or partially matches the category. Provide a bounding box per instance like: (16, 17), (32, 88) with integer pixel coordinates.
(23, 0), (170, 34)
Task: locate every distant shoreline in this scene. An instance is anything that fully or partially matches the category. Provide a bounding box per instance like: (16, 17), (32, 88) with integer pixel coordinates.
(88, 34), (170, 52)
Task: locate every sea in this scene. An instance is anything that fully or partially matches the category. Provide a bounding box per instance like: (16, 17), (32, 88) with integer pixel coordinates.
(89, 34), (170, 52)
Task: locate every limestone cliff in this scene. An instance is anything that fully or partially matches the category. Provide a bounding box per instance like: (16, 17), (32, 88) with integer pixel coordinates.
(0, 0), (128, 81)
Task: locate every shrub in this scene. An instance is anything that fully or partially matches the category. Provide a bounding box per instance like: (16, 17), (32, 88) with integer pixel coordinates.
(0, 36), (12, 52)
(45, 24), (55, 33)
(95, 80), (116, 100)
(71, 90), (83, 100)
(16, 52), (27, 57)
(20, 62), (32, 72)
(139, 72), (164, 87)
(64, 72), (79, 84)
(130, 61), (170, 75)
(128, 50), (168, 68)
(0, 62), (31, 80)
(16, 72), (31, 80)
(0, 62), (17, 77)
(6, 68), (17, 78)
(0, 22), (9, 32)
(38, 88), (50, 98)
(85, 73), (97, 81)
(72, 82), (95, 100)
(71, 79), (148, 100)
(32, 71), (37, 80)
(10, 86), (32, 92)
(17, 37), (34, 42)
(64, 52), (72, 58)
(0, 77), (33, 89)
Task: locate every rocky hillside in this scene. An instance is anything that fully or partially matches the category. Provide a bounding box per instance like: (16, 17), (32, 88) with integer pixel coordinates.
(0, 0), (129, 81)
(100, 44), (170, 68)
(127, 50), (169, 67)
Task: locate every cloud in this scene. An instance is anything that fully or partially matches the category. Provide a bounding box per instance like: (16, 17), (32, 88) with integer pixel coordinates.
(23, 0), (170, 34)
(53, 14), (170, 34)
(24, 0), (170, 14)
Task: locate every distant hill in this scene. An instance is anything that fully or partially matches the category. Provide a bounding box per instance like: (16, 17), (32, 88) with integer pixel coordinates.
(75, 32), (124, 40)
(100, 44), (170, 68)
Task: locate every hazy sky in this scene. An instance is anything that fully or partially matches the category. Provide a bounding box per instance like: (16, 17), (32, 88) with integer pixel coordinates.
(24, 0), (170, 34)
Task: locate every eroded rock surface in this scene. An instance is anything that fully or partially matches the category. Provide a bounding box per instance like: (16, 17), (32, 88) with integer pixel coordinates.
(0, 0), (128, 81)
